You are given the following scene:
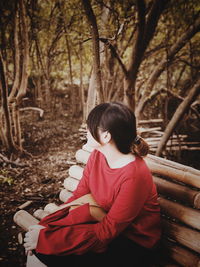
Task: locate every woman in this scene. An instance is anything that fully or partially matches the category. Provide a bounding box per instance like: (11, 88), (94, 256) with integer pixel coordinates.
(24, 102), (161, 267)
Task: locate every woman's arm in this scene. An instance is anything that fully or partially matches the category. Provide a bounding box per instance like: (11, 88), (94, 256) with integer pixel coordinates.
(93, 174), (154, 244)
(89, 206), (106, 222)
(68, 194), (107, 222)
(24, 193), (106, 253)
(45, 193), (106, 222)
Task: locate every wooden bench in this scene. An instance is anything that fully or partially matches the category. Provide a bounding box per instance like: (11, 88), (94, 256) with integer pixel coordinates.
(14, 144), (200, 266)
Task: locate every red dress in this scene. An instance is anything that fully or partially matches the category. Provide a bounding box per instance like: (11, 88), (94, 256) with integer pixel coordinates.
(36, 150), (161, 256)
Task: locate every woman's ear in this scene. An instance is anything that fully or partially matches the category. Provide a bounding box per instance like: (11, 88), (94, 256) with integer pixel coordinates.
(100, 131), (111, 144)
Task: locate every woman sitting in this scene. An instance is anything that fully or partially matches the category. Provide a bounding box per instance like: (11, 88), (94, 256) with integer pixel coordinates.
(24, 102), (161, 267)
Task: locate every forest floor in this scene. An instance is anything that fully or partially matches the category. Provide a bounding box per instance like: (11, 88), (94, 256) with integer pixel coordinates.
(0, 110), (83, 267)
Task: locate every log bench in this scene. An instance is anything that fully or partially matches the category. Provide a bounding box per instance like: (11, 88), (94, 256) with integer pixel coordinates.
(14, 144), (200, 267)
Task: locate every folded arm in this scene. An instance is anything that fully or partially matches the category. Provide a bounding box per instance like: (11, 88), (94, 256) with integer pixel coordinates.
(68, 194), (106, 221)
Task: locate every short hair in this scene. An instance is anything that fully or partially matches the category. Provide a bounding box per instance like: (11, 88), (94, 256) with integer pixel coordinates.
(86, 102), (137, 154)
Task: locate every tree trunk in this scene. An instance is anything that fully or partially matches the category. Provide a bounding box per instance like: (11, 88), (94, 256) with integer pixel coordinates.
(0, 111), (8, 148)
(66, 35), (77, 116)
(34, 39), (47, 108)
(12, 102), (22, 149)
(82, 0), (104, 103)
(156, 78), (200, 156)
(124, 0), (169, 111)
(16, 0), (29, 103)
(123, 0), (146, 110)
(13, 0), (29, 149)
(59, 3), (76, 116)
(0, 0), (30, 154)
(79, 41), (86, 121)
(0, 53), (17, 153)
(85, 69), (97, 119)
(8, 5), (20, 103)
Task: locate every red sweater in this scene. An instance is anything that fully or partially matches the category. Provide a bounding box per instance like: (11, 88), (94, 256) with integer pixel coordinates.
(36, 150), (161, 255)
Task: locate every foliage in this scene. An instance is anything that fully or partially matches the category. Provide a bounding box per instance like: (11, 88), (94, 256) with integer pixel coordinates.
(0, 169), (14, 186)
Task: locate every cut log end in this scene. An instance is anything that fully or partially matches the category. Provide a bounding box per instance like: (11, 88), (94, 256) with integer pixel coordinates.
(13, 210), (39, 231)
(194, 193), (200, 209)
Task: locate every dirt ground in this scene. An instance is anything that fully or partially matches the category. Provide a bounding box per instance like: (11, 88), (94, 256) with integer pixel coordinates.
(0, 110), (83, 267)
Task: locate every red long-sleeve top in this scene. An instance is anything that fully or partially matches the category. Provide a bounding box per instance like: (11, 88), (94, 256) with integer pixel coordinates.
(36, 150), (161, 256)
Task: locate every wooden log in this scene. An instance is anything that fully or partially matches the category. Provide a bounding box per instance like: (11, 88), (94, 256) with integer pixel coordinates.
(138, 127), (162, 133)
(152, 130), (164, 136)
(18, 200), (33, 210)
(33, 209), (49, 220)
(64, 177), (79, 192)
(13, 210), (39, 231)
(159, 197), (200, 230)
(19, 107), (44, 118)
(44, 203), (59, 213)
(145, 137), (161, 142)
(162, 239), (200, 267)
(162, 219), (200, 254)
(147, 141), (200, 146)
(148, 154), (200, 177)
(138, 118), (163, 125)
(59, 188), (73, 202)
(75, 148), (200, 188)
(146, 136), (188, 142)
(154, 176), (200, 209)
(68, 165), (83, 180)
(145, 158), (200, 189)
(150, 146), (200, 152)
(75, 149), (90, 164)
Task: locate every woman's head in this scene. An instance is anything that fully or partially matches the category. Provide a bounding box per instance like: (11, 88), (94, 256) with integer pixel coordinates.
(86, 102), (149, 156)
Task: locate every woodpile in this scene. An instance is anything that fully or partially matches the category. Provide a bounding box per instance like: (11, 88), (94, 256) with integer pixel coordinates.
(138, 119), (200, 153)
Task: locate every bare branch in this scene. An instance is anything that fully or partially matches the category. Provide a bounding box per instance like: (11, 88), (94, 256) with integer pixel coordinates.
(99, 38), (128, 78)
(177, 58), (200, 70)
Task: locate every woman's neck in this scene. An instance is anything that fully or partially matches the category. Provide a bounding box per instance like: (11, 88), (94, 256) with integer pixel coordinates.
(97, 143), (135, 169)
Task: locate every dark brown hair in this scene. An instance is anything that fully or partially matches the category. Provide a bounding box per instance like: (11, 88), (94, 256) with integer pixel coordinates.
(86, 102), (149, 157)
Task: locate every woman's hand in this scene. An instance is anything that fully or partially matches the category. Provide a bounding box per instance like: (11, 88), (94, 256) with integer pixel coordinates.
(24, 225), (46, 255)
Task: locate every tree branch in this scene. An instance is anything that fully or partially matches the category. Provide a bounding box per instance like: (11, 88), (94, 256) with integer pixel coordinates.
(177, 58), (200, 70)
(99, 38), (128, 78)
(156, 77), (200, 156)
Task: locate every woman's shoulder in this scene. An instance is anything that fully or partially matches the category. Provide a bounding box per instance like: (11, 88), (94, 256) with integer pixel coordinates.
(88, 149), (102, 162)
(123, 156), (152, 179)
